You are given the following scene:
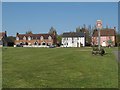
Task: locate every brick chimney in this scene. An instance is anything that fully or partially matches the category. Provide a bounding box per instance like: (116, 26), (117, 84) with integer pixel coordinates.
(114, 26), (116, 30)
(5, 31), (7, 37)
(53, 31), (56, 36)
(16, 32), (19, 36)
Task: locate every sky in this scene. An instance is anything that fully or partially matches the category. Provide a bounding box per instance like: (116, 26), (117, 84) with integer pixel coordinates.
(2, 2), (118, 36)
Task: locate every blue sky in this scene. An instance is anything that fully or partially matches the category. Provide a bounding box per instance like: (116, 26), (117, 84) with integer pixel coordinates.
(2, 2), (118, 36)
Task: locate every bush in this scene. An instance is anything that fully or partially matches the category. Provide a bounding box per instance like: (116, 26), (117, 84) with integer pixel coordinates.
(25, 42), (28, 45)
(92, 48), (105, 56)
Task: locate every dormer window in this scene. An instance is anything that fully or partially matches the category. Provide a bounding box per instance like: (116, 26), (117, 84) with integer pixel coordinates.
(40, 36), (44, 41)
(48, 36), (52, 40)
(28, 36), (31, 41)
(16, 37), (19, 41)
(23, 36), (26, 40)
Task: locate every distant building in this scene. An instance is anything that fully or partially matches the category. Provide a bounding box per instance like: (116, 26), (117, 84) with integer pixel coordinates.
(62, 32), (86, 47)
(92, 27), (116, 47)
(0, 31), (14, 46)
(15, 31), (57, 46)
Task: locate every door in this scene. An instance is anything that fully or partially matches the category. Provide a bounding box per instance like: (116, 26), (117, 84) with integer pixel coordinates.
(102, 41), (106, 46)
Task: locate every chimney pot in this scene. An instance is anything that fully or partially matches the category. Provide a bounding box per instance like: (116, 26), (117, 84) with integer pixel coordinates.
(16, 32), (19, 36)
(114, 26), (116, 30)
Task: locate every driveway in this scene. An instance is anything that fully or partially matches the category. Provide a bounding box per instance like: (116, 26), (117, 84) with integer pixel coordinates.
(113, 51), (120, 64)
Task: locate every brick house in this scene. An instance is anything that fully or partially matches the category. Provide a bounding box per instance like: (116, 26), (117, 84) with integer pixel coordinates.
(92, 27), (116, 47)
(15, 31), (57, 46)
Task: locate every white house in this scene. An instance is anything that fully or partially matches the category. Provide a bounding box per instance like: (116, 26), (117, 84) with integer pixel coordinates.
(62, 32), (86, 47)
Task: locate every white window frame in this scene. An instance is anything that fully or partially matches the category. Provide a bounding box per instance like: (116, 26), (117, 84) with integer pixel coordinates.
(103, 37), (105, 39)
(40, 36), (44, 41)
(48, 36), (52, 40)
(16, 37), (19, 41)
(28, 36), (31, 41)
(23, 36), (26, 40)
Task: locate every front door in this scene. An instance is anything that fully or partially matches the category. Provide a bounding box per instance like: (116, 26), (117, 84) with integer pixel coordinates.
(102, 41), (106, 46)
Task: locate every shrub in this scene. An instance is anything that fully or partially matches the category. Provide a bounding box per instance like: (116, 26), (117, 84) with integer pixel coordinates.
(92, 48), (105, 56)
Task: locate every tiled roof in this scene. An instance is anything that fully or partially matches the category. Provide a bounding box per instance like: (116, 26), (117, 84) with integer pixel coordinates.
(63, 32), (85, 37)
(17, 33), (55, 40)
(93, 29), (115, 37)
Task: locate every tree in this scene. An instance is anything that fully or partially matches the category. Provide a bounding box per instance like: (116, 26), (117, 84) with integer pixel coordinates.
(57, 34), (63, 45)
(26, 31), (32, 34)
(49, 26), (56, 34)
(107, 37), (113, 47)
(106, 25), (108, 29)
(76, 26), (80, 32)
(25, 42), (28, 45)
(7, 36), (16, 42)
(116, 32), (120, 46)
(83, 24), (86, 30)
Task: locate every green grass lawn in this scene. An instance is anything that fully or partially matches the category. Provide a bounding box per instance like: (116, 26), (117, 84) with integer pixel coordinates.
(2, 47), (118, 88)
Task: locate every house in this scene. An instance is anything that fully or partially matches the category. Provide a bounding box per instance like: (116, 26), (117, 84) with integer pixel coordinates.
(15, 31), (57, 46)
(92, 27), (116, 47)
(0, 31), (14, 47)
(62, 32), (86, 47)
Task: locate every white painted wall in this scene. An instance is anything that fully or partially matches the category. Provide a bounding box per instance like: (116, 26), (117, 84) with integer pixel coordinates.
(62, 37), (85, 47)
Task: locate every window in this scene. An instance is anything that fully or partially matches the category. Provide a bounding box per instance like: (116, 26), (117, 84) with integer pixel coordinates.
(16, 37), (19, 41)
(48, 36), (52, 40)
(103, 37), (105, 39)
(28, 43), (31, 45)
(40, 36), (44, 41)
(34, 41), (38, 45)
(17, 43), (19, 45)
(48, 42), (52, 45)
(23, 36), (26, 40)
(28, 36), (31, 41)
(109, 37), (111, 39)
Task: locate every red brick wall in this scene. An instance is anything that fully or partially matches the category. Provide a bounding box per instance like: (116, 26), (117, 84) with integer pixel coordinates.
(15, 39), (54, 45)
(92, 36), (115, 46)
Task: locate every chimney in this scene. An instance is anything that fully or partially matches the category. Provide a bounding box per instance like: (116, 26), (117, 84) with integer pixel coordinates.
(16, 32), (19, 36)
(53, 31), (56, 36)
(5, 31), (6, 34)
(5, 31), (7, 37)
(114, 26), (116, 30)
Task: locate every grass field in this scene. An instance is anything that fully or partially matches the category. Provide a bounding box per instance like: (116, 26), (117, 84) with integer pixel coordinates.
(2, 47), (118, 88)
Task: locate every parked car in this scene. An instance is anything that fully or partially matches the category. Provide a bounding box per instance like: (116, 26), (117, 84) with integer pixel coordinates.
(16, 44), (23, 47)
(49, 45), (56, 48)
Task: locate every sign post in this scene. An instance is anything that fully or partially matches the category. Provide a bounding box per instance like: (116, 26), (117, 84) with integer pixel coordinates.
(96, 20), (103, 50)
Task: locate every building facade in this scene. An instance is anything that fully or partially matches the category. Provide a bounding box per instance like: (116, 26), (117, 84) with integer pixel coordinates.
(15, 31), (57, 46)
(0, 31), (14, 46)
(92, 27), (116, 47)
(62, 32), (85, 47)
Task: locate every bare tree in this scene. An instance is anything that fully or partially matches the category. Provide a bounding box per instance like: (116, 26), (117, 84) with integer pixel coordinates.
(26, 31), (32, 34)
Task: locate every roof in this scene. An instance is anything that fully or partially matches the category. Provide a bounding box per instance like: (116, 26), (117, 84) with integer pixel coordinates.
(17, 33), (55, 40)
(62, 32), (85, 37)
(93, 29), (115, 37)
